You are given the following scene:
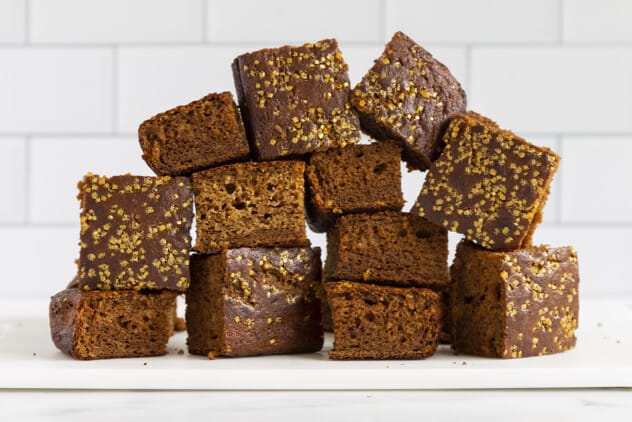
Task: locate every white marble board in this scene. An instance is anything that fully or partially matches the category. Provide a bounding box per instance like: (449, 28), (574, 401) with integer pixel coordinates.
(0, 299), (630, 390)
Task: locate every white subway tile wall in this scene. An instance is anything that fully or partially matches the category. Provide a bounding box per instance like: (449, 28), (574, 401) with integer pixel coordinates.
(385, 0), (561, 43)
(0, 0), (25, 43)
(29, 137), (151, 223)
(0, 48), (113, 133)
(117, 46), (244, 133)
(0, 138), (27, 223)
(207, 0), (383, 43)
(30, 0), (204, 43)
(564, 0), (632, 42)
(1, 0), (630, 299)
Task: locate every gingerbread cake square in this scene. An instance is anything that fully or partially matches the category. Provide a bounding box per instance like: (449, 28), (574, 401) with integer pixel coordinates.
(139, 92), (250, 176)
(49, 288), (177, 360)
(186, 247), (323, 357)
(192, 160), (308, 254)
(325, 281), (438, 360)
(412, 112), (560, 251)
(232, 39), (361, 160)
(77, 174), (193, 291)
(305, 141), (404, 232)
(324, 212), (449, 288)
(450, 240), (579, 358)
(350, 31), (466, 170)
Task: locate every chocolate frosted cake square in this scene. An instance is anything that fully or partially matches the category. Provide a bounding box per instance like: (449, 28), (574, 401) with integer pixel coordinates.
(232, 39), (361, 160)
(412, 112), (560, 251)
(77, 174), (193, 291)
(351, 31), (466, 170)
(186, 247), (323, 357)
(450, 240), (579, 358)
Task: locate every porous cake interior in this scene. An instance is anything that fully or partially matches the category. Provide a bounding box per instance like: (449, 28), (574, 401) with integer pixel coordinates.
(327, 282), (437, 359)
(186, 254), (226, 355)
(192, 162), (307, 253)
(325, 213), (448, 287)
(75, 291), (176, 359)
(451, 244), (506, 357)
(140, 93), (248, 175)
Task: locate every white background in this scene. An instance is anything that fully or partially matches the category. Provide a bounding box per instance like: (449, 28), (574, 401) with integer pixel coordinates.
(1, 0), (631, 299)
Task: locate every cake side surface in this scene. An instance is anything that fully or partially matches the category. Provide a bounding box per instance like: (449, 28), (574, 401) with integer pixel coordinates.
(50, 289), (177, 360)
(324, 212), (449, 287)
(326, 281), (438, 360)
(187, 247), (324, 357)
(138, 92), (250, 176)
(305, 141), (404, 232)
(192, 160), (308, 254)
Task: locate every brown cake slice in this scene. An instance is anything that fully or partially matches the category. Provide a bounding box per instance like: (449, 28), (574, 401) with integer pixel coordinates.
(232, 39), (361, 160)
(436, 288), (451, 344)
(138, 92), (250, 176)
(325, 281), (438, 360)
(186, 247), (323, 357)
(77, 173), (193, 291)
(49, 288), (177, 360)
(451, 240), (579, 358)
(412, 112), (560, 251)
(324, 212), (449, 288)
(305, 141), (404, 232)
(192, 160), (308, 254)
(350, 31), (466, 170)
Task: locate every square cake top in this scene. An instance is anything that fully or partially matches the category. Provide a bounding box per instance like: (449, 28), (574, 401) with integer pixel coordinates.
(350, 31), (466, 170)
(77, 173), (193, 291)
(138, 92), (250, 176)
(412, 112), (560, 251)
(232, 39), (361, 160)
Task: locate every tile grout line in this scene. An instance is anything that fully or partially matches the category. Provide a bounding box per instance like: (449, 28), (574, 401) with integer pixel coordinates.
(465, 44), (472, 97)
(24, 0), (30, 44)
(556, 134), (564, 224)
(202, 0), (208, 43)
(7, 41), (632, 48)
(112, 46), (118, 134)
(380, 0), (387, 42)
(558, 0), (565, 44)
(24, 136), (31, 224)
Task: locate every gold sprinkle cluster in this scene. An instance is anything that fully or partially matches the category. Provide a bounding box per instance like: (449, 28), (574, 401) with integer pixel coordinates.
(415, 112), (560, 250)
(350, 31), (465, 166)
(78, 173), (193, 291)
(499, 245), (579, 358)
(238, 39), (360, 157)
(222, 247), (320, 350)
(224, 246), (316, 308)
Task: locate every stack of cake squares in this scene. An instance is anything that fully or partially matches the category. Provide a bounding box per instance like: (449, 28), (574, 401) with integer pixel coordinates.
(49, 173), (194, 359)
(317, 32), (470, 359)
(411, 112), (579, 358)
(49, 30), (579, 362)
